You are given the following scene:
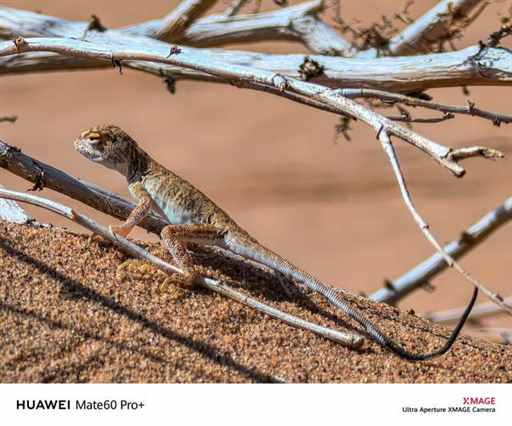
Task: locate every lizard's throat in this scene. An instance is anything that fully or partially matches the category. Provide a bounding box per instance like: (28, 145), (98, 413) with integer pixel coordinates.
(126, 150), (150, 183)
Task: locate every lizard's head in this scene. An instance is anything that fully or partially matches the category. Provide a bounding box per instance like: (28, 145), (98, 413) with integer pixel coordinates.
(74, 125), (139, 175)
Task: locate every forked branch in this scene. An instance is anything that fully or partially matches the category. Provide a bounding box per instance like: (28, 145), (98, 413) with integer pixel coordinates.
(340, 88), (512, 126)
(386, 0), (487, 56)
(4, 5), (512, 92)
(0, 37), (502, 178)
(371, 197), (512, 306)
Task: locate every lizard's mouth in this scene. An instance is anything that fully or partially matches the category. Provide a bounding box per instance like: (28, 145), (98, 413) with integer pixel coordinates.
(74, 139), (104, 162)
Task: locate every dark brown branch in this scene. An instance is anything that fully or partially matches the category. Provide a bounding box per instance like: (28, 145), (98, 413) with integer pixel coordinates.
(0, 139), (168, 234)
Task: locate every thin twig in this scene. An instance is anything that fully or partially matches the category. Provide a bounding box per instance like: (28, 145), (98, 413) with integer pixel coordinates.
(425, 296), (512, 323)
(340, 88), (512, 126)
(370, 197), (512, 305)
(387, 112), (455, 124)
(0, 187), (363, 349)
(224, 0), (251, 17)
(462, 327), (512, 344)
(377, 130), (511, 314)
(0, 115), (17, 123)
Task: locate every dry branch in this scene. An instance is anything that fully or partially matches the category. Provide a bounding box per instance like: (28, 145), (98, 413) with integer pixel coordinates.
(126, 0), (351, 53)
(3, 5), (512, 92)
(0, 139), (168, 234)
(371, 197), (512, 305)
(3, 44), (512, 94)
(0, 37), (501, 179)
(0, 115), (17, 123)
(0, 0), (488, 60)
(0, 187), (363, 349)
(377, 129), (509, 315)
(426, 296), (512, 324)
(386, 0), (486, 56)
(340, 88), (512, 126)
(0, 183), (32, 224)
(223, 0), (251, 17)
(148, 0), (218, 41)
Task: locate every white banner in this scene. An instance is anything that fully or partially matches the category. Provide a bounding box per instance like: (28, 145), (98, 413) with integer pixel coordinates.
(0, 384), (508, 425)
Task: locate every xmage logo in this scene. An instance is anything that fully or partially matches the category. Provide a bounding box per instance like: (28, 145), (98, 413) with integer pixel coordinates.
(463, 397), (496, 405)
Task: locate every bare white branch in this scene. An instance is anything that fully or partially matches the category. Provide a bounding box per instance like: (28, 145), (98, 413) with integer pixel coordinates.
(3, 46), (512, 95)
(2, 5), (512, 92)
(0, 183), (32, 224)
(387, 0), (486, 56)
(425, 296), (512, 324)
(127, 0), (351, 53)
(1, 37), (502, 177)
(0, 0), (488, 59)
(223, 0), (251, 17)
(371, 197), (512, 305)
(377, 130), (511, 314)
(340, 88), (512, 126)
(0, 1), (347, 54)
(148, 0), (218, 41)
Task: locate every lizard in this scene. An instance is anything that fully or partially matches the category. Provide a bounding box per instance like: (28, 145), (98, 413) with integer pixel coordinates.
(74, 124), (478, 361)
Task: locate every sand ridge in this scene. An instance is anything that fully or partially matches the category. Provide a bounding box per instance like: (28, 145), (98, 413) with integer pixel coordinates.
(0, 220), (510, 383)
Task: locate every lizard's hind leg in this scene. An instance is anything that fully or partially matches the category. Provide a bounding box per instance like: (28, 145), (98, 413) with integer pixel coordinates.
(160, 224), (228, 289)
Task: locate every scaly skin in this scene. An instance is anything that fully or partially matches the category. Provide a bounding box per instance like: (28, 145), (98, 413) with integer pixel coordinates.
(74, 124), (478, 361)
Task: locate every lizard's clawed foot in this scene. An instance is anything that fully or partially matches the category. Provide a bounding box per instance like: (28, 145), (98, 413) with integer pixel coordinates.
(175, 270), (203, 290)
(175, 265), (233, 290)
(87, 232), (113, 247)
(88, 224), (130, 247)
(116, 258), (157, 282)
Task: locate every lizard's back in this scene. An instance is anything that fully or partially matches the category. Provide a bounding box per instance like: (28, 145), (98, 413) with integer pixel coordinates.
(141, 161), (247, 234)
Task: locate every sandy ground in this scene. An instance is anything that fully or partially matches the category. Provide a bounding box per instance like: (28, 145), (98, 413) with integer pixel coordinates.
(1, 220), (511, 383)
(1, 0), (512, 379)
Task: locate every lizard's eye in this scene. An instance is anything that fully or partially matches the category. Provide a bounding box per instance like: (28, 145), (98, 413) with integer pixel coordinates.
(86, 133), (104, 149)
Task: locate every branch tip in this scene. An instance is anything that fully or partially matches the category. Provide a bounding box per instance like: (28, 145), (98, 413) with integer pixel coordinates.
(448, 147), (504, 162)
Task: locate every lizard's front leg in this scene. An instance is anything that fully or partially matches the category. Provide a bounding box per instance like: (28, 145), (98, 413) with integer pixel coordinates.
(110, 182), (159, 280)
(110, 182), (153, 238)
(160, 224), (227, 288)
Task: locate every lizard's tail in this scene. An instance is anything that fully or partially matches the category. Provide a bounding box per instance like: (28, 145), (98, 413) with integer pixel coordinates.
(227, 234), (477, 361)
